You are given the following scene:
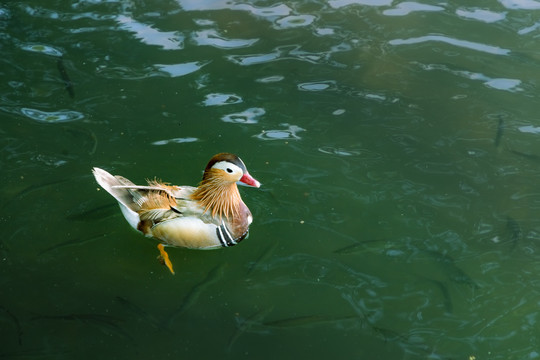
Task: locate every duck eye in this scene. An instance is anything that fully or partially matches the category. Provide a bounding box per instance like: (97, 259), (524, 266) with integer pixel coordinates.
(226, 168), (233, 173)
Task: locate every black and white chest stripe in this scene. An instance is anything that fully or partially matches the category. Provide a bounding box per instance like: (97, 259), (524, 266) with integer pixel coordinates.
(216, 223), (236, 247)
(216, 223), (248, 247)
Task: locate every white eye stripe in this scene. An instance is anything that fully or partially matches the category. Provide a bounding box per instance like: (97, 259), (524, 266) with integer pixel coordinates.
(212, 161), (243, 174)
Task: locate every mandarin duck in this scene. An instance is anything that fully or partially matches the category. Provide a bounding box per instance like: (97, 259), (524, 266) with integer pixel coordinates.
(92, 153), (260, 274)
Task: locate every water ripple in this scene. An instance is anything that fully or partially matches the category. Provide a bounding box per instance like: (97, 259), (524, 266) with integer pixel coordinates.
(256, 75), (284, 83)
(69, 25), (115, 34)
(151, 137), (199, 145)
(315, 27), (336, 36)
(383, 2), (445, 16)
(20, 108), (85, 123)
(518, 125), (540, 134)
(484, 78), (522, 91)
(518, 22), (540, 35)
(192, 29), (258, 49)
(389, 35), (511, 55)
(298, 80), (337, 91)
(329, 0), (393, 8)
(262, 253), (387, 290)
(116, 15), (184, 50)
(32, 154), (69, 167)
(23, 4), (118, 21)
(154, 61), (210, 77)
(97, 61), (208, 79)
(227, 50), (280, 66)
(202, 93), (243, 106)
(227, 44), (348, 67)
(20, 43), (63, 57)
(456, 8), (507, 23)
(499, 0), (540, 9)
(253, 124), (305, 140)
(72, 0), (131, 10)
(318, 146), (383, 159)
(274, 15), (316, 29)
(222, 107), (265, 124)
(414, 62), (522, 92)
(177, 1), (291, 18)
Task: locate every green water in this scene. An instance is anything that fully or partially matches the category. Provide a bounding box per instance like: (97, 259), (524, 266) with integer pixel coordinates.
(2, 0), (540, 358)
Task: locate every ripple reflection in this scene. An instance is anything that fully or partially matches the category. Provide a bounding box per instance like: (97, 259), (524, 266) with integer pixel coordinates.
(192, 29), (258, 49)
(254, 124), (305, 140)
(414, 62), (522, 92)
(116, 15), (184, 50)
(20, 43), (63, 57)
(274, 15), (315, 29)
(329, 0), (393, 8)
(383, 2), (444, 16)
(222, 107), (265, 124)
(151, 137), (199, 145)
(155, 61), (210, 77)
(202, 93), (243, 106)
(499, 0), (540, 9)
(177, 1), (291, 18)
(21, 108), (84, 123)
(298, 80), (337, 91)
(318, 146), (383, 160)
(256, 75), (284, 83)
(97, 62), (209, 79)
(227, 44), (348, 67)
(389, 35), (511, 55)
(455, 8), (506, 23)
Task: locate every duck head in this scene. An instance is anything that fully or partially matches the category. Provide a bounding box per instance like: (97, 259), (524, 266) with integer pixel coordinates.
(202, 153), (260, 188)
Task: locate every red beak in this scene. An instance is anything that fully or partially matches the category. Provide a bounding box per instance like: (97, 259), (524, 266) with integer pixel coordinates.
(239, 172), (261, 188)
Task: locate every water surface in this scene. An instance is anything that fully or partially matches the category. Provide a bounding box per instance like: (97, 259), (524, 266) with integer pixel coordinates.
(2, 0), (540, 358)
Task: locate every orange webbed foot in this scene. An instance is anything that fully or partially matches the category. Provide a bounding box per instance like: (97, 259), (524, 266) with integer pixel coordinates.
(157, 243), (175, 275)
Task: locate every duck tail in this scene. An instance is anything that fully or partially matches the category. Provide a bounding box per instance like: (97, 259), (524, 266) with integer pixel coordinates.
(92, 167), (141, 230)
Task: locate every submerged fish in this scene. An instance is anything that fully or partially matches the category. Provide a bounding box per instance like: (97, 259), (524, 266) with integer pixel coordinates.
(247, 243), (278, 274)
(334, 239), (389, 254)
(0, 305), (23, 345)
(506, 216), (522, 251)
(259, 218), (357, 243)
(32, 313), (130, 339)
(1, 178), (71, 211)
(32, 313), (121, 323)
(66, 203), (118, 221)
(228, 307), (274, 352)
(420, 277), (453, 314)
(2, 227), (27, 253)
(0, 349), (71, 359)
(509, 149), (540, 162)
(422, 250), (479, 289)
(264, 314), (359, 328)
(494, 116), (504, 148)
(57, 57), (75, 98)
(371, 325), (410, 343)
(38, 233), (109, 255)
(63, 125), (98, 155)
(114, 296), (167, 332)
(165, 264), (225, 326)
